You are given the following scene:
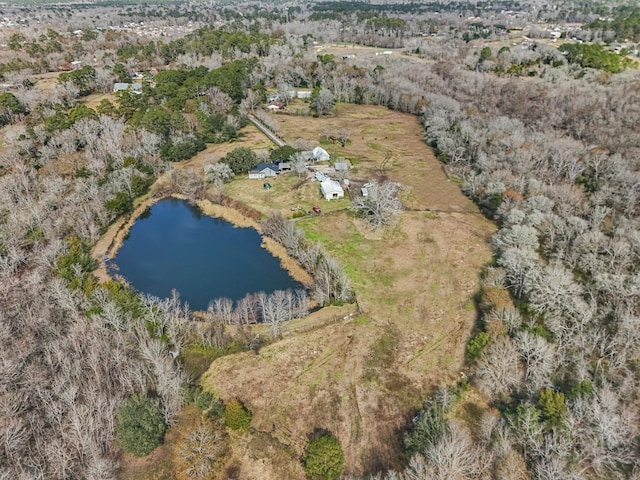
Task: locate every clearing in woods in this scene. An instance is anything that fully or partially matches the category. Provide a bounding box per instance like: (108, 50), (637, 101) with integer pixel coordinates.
(120, 104), (494, 479)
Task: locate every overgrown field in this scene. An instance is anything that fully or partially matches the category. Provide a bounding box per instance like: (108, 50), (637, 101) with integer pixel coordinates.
(179, 104), (495, 478)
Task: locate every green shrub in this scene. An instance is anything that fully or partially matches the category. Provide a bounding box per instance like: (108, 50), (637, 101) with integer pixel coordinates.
(195, 390), (226, 418)
(208, 397), (226, 419)
(466, 332), (490, 362)
(54, 237), (98, 292)
(105, 191), (133, 216)
(403, 401), (449, 454)
(221, 146), (257, 174)
(223, 398), (252, 431)
(196, 391), (214, 410)
(537, 388), (566, 428)
(115, 394), (166, 457)
(302, 430), (345, 480)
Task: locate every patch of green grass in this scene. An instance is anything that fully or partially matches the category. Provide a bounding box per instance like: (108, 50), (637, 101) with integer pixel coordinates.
(179, 342), (246, 381)
(448, 175), (463, 185)
(365, 141), (386, 151)
(355, 315), (370, 325)
(363, 323), (400, 383)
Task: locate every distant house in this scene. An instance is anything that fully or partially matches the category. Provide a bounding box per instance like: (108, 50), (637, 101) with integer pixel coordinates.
(312, 146), (330, 161)
(249, 163), (279, 179)
(320, 180), (344, 200)
(113, 82), (143, 94)
(296, 90), (312, 99)
(278, 162), (291, 172)
(267, 102), (284, 112)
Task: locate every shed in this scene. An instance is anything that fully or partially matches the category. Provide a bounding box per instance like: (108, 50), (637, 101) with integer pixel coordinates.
(278, 162), (291, 172)
(320, 180), (344, 200)
(301, 151), (315, 162)
(361, 182), (374, 197)
(249, 163), (279, 179)
(312, 146), (330, 161)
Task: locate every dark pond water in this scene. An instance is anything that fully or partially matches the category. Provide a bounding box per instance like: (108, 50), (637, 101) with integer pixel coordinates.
(112, 198), (302, 311)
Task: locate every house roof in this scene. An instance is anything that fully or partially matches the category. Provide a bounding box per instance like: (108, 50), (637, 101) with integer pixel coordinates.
(114, 82), (142, 93)
(251, 162), (279, 172)
(313, 146), (330, 161)
(320, 179), (344, 196)
(334, 162), (350, 171)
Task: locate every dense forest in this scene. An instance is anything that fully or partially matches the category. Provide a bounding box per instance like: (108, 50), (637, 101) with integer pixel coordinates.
(0, 0), (639, 479)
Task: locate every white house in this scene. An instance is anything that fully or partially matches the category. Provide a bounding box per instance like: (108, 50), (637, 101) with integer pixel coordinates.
(312, 146), (330, 161)
(113, 82), (143, 94)
(320, 180), (344, 200)
(249, 163), (279, 179)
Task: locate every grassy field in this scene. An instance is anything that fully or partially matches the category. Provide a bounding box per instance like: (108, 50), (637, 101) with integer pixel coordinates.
(199, 105), (492, 478)
(120, 104), (494, 479)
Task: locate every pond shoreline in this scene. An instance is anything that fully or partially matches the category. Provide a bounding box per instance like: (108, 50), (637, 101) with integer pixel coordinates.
(90, 192), (314, 289)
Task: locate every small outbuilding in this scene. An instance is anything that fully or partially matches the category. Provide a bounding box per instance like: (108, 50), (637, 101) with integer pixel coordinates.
(320, 180), (345, 200)
(361, 182), (374, 197)
(313, 146), (330, 162)
(249, 163), (279, 179)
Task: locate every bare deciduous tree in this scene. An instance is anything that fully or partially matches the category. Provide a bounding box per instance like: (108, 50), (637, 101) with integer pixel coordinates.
(203, 162), (234, 190)
(351, 180), (403, 229)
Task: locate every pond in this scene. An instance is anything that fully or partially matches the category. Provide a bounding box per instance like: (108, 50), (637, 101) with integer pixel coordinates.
(112, 198), (303, 311)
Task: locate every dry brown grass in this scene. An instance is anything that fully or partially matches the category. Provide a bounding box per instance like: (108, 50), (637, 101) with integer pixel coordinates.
(195, 105), (494, 478)
(273, 103), (478, 212)
(201, 208), (493, 477)
(204, 105), (493, 479)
